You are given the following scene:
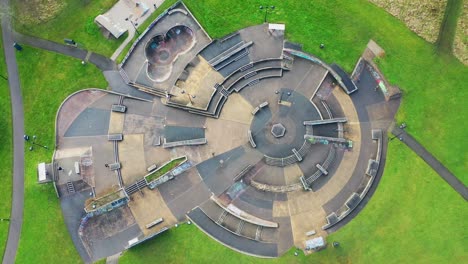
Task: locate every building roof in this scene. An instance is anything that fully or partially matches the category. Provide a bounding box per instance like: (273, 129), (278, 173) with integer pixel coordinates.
(95, 14), (127, 38)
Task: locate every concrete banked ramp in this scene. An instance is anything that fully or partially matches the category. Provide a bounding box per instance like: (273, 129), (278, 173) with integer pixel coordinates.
(187, 207), (278, 258)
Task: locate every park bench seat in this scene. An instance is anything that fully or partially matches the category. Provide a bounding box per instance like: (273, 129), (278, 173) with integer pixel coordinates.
(111, 104), (127, 113)
(109, 163), (121, 171)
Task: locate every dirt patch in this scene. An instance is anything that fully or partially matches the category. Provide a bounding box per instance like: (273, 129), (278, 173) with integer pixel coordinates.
(454, 1), (467, 64)
(127, 189), (177, 236)
(369, 0), (447, 43)
(15, 0), (67, 25)
(82, 206), (135, 241)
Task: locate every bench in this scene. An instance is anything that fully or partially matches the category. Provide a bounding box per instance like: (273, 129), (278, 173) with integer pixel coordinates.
(74, 162), (80, 174)
(292, 148), (302, 162)
(108, 133), (123, 141)
(248, 130), (256, 148)
(147, 164), (157, 172)
(316, 164), (328, 175)
(300, 176), (311, 191)
(251, 102), (268, 115)
(109, 163), (121, 171)
(111, 104), (127, 113)
(259, 101), (269, 108)
(251, 106), (260, 115)
(145, 218), (164, 229)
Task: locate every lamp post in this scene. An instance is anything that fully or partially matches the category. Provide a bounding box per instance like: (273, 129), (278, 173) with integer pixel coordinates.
(0, 74), (7, 81)
(259, 5), (275, 23)
(125, 18), (140, 35)
(24, 134), (48, 151)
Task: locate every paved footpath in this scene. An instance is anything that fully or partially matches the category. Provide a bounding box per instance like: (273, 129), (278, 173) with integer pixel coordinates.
(1, 0), (25, 263)
(392, 126), (468, 201)
(13, 32), (117, 71)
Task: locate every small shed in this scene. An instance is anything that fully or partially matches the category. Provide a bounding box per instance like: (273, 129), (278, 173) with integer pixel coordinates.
(37, 162), (53, 183)
(95, 15), (127, 39)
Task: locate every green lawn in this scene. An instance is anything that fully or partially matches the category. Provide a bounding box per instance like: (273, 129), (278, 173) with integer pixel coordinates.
(14, 46), (108, 263)
(146, 157), (186, 182)
(120, 143), (468, 264)
(0, 32), (13, 260)
(13, 0), (124, 57)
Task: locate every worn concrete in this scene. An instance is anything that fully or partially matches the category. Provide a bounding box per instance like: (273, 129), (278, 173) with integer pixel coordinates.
(127, 188), (178, 236)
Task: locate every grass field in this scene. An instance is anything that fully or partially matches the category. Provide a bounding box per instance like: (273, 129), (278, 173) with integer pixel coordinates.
(120, 143), (468, 263)
(13, 46), (108, 263)
(0, 32), (13, 260)
(13, 0), (123, 57)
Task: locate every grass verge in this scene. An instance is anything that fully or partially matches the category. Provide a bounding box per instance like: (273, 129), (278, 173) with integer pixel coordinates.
(120, 143), (468, 263)
(146, 157), (186, 183)
(13, 0), (123, 57)
(14, 46), (108, 263)
(0, 32), (13, 260)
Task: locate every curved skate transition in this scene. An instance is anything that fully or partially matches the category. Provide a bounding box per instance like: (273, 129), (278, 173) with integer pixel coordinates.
(53, 2), (399, 262)
(145, 25), (195, 82)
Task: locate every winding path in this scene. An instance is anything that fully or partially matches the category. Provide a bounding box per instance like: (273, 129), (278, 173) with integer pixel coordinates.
(1, 0), (25, 263)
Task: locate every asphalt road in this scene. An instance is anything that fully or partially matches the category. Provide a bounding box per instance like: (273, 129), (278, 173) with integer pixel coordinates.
(1, 0), (25, 263)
